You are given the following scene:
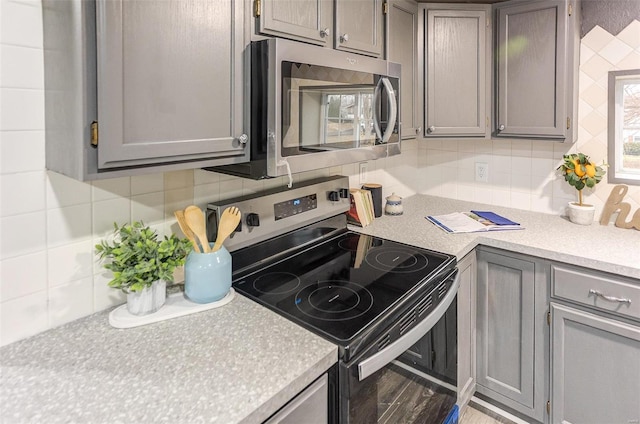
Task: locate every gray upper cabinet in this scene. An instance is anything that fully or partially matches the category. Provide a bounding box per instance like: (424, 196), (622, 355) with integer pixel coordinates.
(550, 304), (640, 424)
(423, 5), (490, 138)
(43, 0), (249, 180)
(258, 0), (333, 46)
(494, 0), (579, 140)
(388, 0), (419, 139)
(476, 247), (549, 422)
(335, 0), (384, 57)
(256, 0), (383, 58)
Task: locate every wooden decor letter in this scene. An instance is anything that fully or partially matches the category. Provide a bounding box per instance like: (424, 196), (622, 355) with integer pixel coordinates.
(600, 184), (640, 230)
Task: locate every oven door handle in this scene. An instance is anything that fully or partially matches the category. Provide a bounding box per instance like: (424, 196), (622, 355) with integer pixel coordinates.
(357, 269), (460, 381)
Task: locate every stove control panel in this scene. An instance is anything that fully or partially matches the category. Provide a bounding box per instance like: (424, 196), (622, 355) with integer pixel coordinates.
(274, 194), (317, 220)
(206, 175), (350, 251)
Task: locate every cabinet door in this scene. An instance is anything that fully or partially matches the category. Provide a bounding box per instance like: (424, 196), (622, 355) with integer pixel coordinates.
(476, 248), (548, 421)
(457, 251), (476, 409)
(335, 0), (384, 57)
(265, 374), (328, 424)
(388, 0), (419, 139)
(424, 8), (489, 138)
(259, 0), (333, 46)
(96, 0), (247, 169)
(495, 0), (568, 138)
(551, 303), (640, 424)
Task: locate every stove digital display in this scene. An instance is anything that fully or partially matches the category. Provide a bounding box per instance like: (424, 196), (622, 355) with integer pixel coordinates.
(274, 193), (317, 220)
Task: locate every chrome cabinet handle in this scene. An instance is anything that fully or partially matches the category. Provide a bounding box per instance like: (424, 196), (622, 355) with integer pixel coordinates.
(238, 134), (248, 144)
(498, 124), (505, 131)
(427, 126), (435, 134)
(340, 33), (349, 43)
(320, 28), (330, 38)
(589, 289), (632, 305)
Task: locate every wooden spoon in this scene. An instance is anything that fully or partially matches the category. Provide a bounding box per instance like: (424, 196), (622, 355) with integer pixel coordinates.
(211, 206), (242, 253)
(174, 210), (201, 253)
(184, 205), (211, 253)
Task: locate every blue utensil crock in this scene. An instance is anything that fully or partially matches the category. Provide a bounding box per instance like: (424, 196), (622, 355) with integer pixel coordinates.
(184, 245), (232, 303)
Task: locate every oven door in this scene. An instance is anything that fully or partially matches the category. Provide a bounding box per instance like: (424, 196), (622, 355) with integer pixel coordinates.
(339, 271), (460, 424)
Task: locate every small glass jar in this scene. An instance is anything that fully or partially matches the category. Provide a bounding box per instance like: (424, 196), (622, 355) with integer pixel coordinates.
(184, 245), (232, 303)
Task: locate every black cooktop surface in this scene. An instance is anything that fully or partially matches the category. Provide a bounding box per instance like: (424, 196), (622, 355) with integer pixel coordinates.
(232, 232), (455, 344)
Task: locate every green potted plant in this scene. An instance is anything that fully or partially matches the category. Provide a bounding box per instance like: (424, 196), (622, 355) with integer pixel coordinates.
(96, 221), (192, 315)
(557, 153), (606, 225)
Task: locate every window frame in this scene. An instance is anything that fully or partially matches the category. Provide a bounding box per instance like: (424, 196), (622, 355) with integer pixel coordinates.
(608, 69), (640, 185)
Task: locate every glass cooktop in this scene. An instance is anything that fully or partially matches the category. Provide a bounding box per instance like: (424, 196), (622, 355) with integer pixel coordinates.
(232, 231), (455, 344)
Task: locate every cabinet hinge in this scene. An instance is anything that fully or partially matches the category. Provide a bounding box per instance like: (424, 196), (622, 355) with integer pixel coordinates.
(547, 400), (551, 414)
(383, 2), (388, 14)
(254, 0), (261, 17)
(567, 117), (571, 130)
(90, 121), (98, 147)
(547, 310), (551, 326)
(568, 3), (573, 16)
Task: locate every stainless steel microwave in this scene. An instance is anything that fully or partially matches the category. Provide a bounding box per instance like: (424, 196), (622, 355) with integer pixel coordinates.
(208, 38), (401, 179)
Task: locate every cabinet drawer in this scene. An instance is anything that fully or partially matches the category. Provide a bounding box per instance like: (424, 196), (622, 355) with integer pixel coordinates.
(551, 264), (640, 322)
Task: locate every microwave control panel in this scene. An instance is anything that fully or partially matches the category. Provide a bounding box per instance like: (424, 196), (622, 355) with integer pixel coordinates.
(274, 193), (317, 220)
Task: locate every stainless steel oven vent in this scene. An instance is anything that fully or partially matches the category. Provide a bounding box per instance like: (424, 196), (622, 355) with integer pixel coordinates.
(399, 311), (417, 335)
(437, 281), (447, 299)
(377, 334), (391, 351)
(417, 295), (433, 317)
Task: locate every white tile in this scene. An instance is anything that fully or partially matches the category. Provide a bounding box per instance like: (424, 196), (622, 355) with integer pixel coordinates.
(580, 54), (614, 82)
(0, 88), (44, 130)
(131, 173), (164, 195)
(457, 185), (475, 202)
(193, 169), (221, 186)
(491, 189), (511, 208)
(581, 109), (607, 137)
(490, 171), (511, 190)
(531, 157), (556, 177)
(0, 0), (43, 48)
(47, 204), (92, 248)
(511, 156), (532, 175)
(164, 188), (193, 220)
(193, 183), (219, 208)
(510, 191), (531, 211)
(0, 211), (46, 259)
(218, 179), (243, 200)
(46, 170), (91, 209)
(512, 173), (532, 193)
(242, 178), (265, 196)
(164, 169), (193, 190)
(91, 177), (130, 201)
(581, 25), (615, 53)
(1, 45), (44, 89)
(0, 131), (45, 173)
(0, 170), (45, 216)
(93, 272), (126, 312)
(473, 186), (492, 204)
(580, 82), (607, 109)
(0, 291), (48, 347)
(531, 142), (554, 159)
(131, 192), (164, 224)
(599, 38), (634, 66)
(48, 277), (94, 327)
(579, 44), (596, 66)
(47, 240), (94, 288)
(616, 51), (640, 70)
(511, 140), (532, 157)
(616, 20), (640, 50)
(0, 251), (47, 302)
(92, 198), (131, 239)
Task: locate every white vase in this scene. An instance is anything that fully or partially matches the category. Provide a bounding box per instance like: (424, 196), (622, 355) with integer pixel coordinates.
(126, 280), (166, 315)
(567, 202), (595, 225)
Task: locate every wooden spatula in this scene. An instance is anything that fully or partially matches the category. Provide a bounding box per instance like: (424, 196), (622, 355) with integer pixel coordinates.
(174, 210), (201, 253)
(211, 206), (241, 253)
(184, 205), (211, 253)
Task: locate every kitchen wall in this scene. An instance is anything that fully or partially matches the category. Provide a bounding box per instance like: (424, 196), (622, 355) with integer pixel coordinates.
(0, 0), (638, 347)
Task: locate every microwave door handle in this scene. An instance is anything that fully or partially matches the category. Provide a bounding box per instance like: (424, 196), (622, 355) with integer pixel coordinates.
(380, 77), (397, 143)
(372, 79), (383, 141)
(357, 270), (460, 381)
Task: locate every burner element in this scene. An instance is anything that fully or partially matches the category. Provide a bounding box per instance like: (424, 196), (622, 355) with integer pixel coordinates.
(296, 280), (373, 321)
(253, 272), (301, 294)
(365, 249), (429, 274)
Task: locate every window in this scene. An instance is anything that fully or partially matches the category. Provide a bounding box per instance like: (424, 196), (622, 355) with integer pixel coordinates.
(608, 69), (640, 185)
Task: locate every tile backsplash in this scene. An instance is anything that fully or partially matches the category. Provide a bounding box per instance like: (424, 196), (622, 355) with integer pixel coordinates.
(1, 0), (638, 346)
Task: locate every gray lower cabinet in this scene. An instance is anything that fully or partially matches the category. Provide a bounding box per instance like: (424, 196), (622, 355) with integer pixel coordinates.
(43, 0), (249, 180)
(457, 251), (477, 409)
(476, 247), (549, 422)
(257, 0), (333, 46)
(494, 0), (580, 140)
(550, 263), (640, 424)
(388, 0), (419, 139)
(421, 4), (490, 138)
(264, 374), (328, 424)
(257, 0), (384, 58)
(550, 303), (640, 424)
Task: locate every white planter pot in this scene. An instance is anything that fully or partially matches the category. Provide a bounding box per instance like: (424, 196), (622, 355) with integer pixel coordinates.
(126, 280), (166, 315)
(567, 202), (595, 226)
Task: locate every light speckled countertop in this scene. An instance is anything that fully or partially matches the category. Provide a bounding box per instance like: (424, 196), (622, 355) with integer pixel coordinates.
(353, 195), (640, 280)
(0, 294), (337, 424)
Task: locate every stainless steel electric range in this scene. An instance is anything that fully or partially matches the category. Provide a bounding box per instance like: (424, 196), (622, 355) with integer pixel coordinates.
(207, 176), (460, 424)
